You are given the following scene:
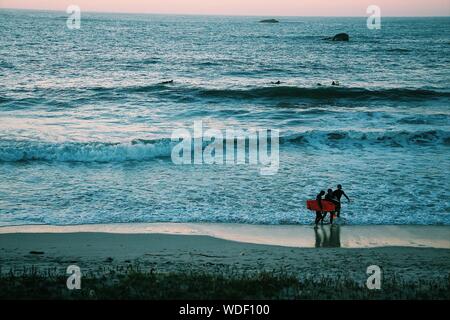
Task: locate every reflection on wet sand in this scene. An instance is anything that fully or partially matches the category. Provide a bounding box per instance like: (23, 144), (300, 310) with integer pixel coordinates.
(314, 225), (341, 248)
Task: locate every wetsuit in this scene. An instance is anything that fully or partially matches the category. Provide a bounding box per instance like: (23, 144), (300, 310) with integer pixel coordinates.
(332, 189), (349, 217)
(315, 193), (324, 225)
(325, 192), (339, 223)
(325, 192), (338, 204)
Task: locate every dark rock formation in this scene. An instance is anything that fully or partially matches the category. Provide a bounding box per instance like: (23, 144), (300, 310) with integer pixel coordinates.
(331, 33), (349, 41)
(259, 19), (279, 23)
(323, 33), (350, 41)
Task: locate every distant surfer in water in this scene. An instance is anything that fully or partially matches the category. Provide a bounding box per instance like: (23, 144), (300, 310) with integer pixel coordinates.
(315, 190), (326, 226)
(332, 184), (350, 218)
(161, 80), (174, 84)
(271, 80), (282, 85)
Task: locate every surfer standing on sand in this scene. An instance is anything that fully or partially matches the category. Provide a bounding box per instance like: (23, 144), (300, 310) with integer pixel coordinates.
(315, 190), (326, 226)
(332, 184), (350, 218)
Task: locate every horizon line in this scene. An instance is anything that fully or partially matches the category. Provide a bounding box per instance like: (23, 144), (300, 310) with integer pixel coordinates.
(1, 7), (450, 18)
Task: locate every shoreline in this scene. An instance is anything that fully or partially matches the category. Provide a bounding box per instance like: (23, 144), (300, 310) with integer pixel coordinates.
(0, 223), (449, 249)
(1, 224), (449, 299)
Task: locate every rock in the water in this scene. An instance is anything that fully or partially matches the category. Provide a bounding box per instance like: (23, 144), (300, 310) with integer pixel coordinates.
(29, 251), (44, 255)
(331, 33), (349, 41)
(259, 19), (279, 23)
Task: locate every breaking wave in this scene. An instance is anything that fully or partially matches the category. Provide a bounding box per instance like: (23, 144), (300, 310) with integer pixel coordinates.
(1, 130), (448, 162)
(6, 84), (448, 105)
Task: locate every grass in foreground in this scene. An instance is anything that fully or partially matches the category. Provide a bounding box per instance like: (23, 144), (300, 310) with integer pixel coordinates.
(1, 266), (449, 300)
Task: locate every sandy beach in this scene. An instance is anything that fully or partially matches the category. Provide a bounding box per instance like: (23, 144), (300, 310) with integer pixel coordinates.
(1, 224), (449, 282)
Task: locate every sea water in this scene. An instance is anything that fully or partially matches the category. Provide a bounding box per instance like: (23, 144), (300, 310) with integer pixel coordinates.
(0, 10), (449, 225)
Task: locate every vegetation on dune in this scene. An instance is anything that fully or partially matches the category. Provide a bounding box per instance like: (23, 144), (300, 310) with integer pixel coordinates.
(0, 265), (449, 300)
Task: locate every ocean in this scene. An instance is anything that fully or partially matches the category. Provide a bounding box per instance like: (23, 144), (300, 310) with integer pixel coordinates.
(0, 10), (449, 226)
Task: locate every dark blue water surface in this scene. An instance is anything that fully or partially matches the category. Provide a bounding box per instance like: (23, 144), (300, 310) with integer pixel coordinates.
(0, 10), (449, 225)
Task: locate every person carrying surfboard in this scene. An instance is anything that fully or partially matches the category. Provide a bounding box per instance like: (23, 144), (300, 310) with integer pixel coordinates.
(325, 189), (339, 224)
(332, 184), (350, 218)
(314, 190), (326, 226)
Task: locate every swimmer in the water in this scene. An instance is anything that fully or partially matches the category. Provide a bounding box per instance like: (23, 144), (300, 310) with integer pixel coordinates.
(332, 80), (340, 86)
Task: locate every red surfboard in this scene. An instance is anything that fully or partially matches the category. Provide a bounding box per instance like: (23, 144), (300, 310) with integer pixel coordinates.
(306, 200), (336, 212)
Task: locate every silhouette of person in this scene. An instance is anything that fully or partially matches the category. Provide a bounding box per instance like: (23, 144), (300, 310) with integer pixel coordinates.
(332, 184), (350, 218)
(314, 190), (325, 226)
(325, 189), (339, 224)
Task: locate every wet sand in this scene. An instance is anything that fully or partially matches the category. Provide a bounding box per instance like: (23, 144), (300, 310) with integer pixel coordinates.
(0, 223), (449, 283)
(1, 223), (449, 248)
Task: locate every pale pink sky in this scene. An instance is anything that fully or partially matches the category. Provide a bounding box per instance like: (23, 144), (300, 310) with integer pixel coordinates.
(1, 0), (449, 16)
